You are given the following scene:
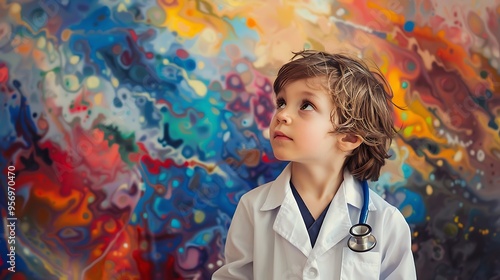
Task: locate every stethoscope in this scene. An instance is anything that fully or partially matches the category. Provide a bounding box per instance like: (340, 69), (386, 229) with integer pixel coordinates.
(347, 180), (377, 252)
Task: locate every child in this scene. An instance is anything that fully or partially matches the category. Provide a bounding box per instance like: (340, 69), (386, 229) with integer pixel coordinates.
(212, 50), (417, 279)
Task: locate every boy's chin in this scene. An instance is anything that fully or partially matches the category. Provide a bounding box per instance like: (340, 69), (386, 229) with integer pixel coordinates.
(271, 151), (291, 162)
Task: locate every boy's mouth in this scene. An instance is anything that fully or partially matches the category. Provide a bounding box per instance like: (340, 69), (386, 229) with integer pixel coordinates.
(274, 131), (292, 140)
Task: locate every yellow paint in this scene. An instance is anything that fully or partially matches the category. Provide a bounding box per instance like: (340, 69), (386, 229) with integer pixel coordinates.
(426, 184), (433, 195)
(111, 77), (119, 88)
(194, 210), (205, 223)
(188, 79), (207, 97)
(86, 76), (100, 89)
(94, 93), (103, 105)
(162, 4), (205, 38)
(117, 3), (128, 12)
(37, 37), (46, 49)
(70, 55), (80, 65)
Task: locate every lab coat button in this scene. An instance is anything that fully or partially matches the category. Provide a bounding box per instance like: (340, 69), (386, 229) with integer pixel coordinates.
(308, 267), (318, 278)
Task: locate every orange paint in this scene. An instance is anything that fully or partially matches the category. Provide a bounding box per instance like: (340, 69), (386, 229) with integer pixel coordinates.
(247, 18), (257, 28)
(16, 41), (33, 55)
(61, 29), (72, 41)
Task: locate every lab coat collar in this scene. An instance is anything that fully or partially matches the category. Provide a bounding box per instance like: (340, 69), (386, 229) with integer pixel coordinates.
(260, 163), (292, 211)
(260, 163), (377, 212)
(343, 168), (377, 212)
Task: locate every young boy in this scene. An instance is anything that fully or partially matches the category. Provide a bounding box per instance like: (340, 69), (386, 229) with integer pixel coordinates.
(212, 50), (417, 279)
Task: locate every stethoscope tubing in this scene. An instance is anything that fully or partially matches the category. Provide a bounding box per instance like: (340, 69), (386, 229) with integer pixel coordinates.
(359, 180), (369, 224)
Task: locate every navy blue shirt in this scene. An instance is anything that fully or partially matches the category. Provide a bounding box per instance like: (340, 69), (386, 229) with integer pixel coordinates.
(290, 181), (331, 247)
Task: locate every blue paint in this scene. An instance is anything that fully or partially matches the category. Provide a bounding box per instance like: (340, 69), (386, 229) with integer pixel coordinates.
(171, 218), (181, 228)
(403, 21), (415, 32)
(373, 31), (387, 39)
(172, 179), (179, 188)
(396, 188), (426, 224)
(402, 163), (413, 178)
(159, 172), (166, 181)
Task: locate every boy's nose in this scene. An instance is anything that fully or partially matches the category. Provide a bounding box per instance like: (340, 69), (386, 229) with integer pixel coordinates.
(276, 111), (291, 124)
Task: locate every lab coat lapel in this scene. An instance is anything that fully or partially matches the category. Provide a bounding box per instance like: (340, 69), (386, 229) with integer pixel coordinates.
(262, 164), (312, 257)
(273, 194), (313, 257)
(311, 180), (352, 259)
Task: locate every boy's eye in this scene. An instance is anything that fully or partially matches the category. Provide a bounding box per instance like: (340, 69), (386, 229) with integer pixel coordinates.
(300, 101), (314, 111)
(276, 98), (286, 109)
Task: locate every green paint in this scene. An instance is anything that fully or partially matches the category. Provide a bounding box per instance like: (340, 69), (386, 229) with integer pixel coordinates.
(401, 112), (408, 121)
(404, 126), (414, 137)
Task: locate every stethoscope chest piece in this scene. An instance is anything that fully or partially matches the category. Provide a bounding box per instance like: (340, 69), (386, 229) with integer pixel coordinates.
(348, 223), (377, 252)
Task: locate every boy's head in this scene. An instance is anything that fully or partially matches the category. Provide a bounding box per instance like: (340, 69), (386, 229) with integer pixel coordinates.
(273, 50), (397, 181)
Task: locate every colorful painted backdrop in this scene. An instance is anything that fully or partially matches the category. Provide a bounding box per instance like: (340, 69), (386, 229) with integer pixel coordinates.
(1, 0), (499, 279)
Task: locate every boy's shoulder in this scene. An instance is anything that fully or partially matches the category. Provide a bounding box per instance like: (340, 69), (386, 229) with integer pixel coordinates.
(367, 188), (410, 228)
(239, 180), (274, 204)
(368, 189), (399, 213)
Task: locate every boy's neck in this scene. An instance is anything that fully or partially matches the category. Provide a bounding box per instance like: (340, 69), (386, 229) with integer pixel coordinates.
(290, 161), (344, 202)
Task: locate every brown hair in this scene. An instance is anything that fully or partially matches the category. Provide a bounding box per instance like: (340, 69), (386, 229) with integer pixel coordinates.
(273, 50), (398, 181)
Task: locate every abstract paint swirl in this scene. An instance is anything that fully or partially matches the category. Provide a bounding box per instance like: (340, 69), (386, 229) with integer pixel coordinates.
(0, 0), (499, 279)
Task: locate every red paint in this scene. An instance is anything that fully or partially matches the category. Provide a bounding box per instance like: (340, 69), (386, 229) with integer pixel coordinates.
(121, 50), (133, 66)
(128, 29), (138, 42)
(262, 152), (272, 163)
(0, 62), (8, 83)
(176, 48), (189, 59)
(141, 156), (188, 175)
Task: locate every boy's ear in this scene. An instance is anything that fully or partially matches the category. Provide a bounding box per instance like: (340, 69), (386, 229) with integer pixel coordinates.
(339, 134), (362, 152)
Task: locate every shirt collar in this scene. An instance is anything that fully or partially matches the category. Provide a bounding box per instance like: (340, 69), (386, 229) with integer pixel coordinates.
(260, 163), (377, 211)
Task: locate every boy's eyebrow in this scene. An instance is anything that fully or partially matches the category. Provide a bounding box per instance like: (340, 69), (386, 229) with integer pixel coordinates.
(276, 89), (323, 99)
(299, 90), (321, 99)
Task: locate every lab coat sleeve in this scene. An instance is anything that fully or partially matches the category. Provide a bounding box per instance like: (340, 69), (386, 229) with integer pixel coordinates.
(380, 208), (417, 279)
(212, 196), (254, 280)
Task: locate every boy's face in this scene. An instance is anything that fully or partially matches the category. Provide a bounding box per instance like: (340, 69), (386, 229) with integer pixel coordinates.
(270, 77), (346, 164)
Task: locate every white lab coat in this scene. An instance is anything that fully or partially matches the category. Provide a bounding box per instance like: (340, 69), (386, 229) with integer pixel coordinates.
(212, 164), (417, 279)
